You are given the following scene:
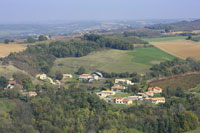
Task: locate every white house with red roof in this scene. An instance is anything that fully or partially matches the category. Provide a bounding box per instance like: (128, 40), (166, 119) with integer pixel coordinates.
(148, 86), (162, 94)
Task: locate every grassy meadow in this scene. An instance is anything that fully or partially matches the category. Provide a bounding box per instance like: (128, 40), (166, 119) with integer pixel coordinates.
(51, 47), (175, 74)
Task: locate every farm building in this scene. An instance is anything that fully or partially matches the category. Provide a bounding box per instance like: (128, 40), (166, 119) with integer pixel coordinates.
(21, 91), (37, 97)
(63, 74), (73, 79)
(115, 79), (134, 85)
(96, 90), (116, 97)
(36, 74), (47, 80)
(79, 74), (91, 80)
(145, 97), (165, 104)
(7, 81), (16, 89)
(111, 85), (126, 91)
(111, 97), (133, 105)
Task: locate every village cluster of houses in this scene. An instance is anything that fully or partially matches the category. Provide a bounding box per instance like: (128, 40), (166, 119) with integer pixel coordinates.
(97, 78), (165, 105)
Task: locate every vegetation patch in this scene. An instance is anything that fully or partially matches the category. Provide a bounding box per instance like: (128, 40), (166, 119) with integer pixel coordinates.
(150, 73), (200, 90)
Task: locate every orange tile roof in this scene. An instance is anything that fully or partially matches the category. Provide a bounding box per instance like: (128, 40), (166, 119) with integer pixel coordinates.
(8, 81), (16, 84)
(151, 97), (165, 101)
(80, 74), (90, 77)
(148, 87), (153, 91)
(102, 91), (114, 93)
(154, 86), (162, 90)
(123, 99), (130, 102)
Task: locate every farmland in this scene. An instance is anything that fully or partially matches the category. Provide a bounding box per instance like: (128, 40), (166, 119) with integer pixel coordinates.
(51, 47), (175, 74)
(151, 39), (200, 60)
(0, 43), (26, 57)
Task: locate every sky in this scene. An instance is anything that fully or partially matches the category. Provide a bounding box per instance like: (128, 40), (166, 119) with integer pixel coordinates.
(0, 0), (200, 23)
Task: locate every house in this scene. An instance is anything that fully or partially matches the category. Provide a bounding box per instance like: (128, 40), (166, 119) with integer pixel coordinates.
(36, 74), (47, 80)
(7, 81), (16, 89)
(148, 86), (162, 94)
(111, 97), (133, 105)
(97, 90), (116, 97)
(145, 97), (165, 104)
(63, 74), (73, 79)
(21, 91), (37, 97)
(115, 79), (134, 85)
(125, 96), (140, 100)
(123, 99), (133, 105)
(111, 85), (126, 91)
(79, 74), (91, 81)
(145, 91), (154, 97)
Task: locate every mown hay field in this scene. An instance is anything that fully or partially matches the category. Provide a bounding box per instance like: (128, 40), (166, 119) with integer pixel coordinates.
(0, 43), (26, 57)
(151, 39), (200, 60)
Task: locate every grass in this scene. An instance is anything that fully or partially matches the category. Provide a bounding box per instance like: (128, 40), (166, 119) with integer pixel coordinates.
(143, 35), (200, 42)
(185, 128), (200, 133)
(127, 47), (175, 66)
(51, 47), (175, 75)
(0, 65), (29, 79)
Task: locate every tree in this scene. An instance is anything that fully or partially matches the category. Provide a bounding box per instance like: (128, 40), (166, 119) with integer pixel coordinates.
(27, 37), (36, 43)
(186, 35), (192, 40)
(55, 71), (63, 80)
(4, 39), (10, 44)
(22, 77), (34, 91)
(0, 76), (8, 90)
(38, 35), (48, 41)
(76, 66), (86, 75)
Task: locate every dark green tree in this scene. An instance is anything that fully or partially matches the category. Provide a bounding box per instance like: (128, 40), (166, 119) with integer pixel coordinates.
(27, 37), (36, 43)
(76, 66), (86, 75)
(22, 77), (34, 91)
(4, 39), (10, 44)
(0, 76), (8, 90)
(38, 35), (48, 41)
(55, 71), (63, 80)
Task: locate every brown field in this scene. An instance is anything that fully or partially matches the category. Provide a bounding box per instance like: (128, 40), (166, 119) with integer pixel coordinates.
(151, 39), (200, 60)
(0, 43), (26, 57)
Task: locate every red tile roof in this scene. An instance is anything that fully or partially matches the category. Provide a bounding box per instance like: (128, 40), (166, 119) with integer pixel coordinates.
(154, 86), (162, 90)
(8, 81), (16, 84)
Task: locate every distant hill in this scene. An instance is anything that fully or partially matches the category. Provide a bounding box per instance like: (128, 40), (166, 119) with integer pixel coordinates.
(146, 19), (200, 31)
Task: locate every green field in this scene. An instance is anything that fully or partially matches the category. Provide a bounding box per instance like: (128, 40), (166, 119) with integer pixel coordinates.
(143, 35), (200, 42)
(185, 128), (200, 133)
(51, 47), (175, 74)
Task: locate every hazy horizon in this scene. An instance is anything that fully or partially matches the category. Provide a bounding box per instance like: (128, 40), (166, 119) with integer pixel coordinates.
(1, 0), (200, 24)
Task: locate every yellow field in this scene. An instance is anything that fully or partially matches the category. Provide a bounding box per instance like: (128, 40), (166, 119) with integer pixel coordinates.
(151, 39), (200, 60)
(0, 43), (26, 57)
